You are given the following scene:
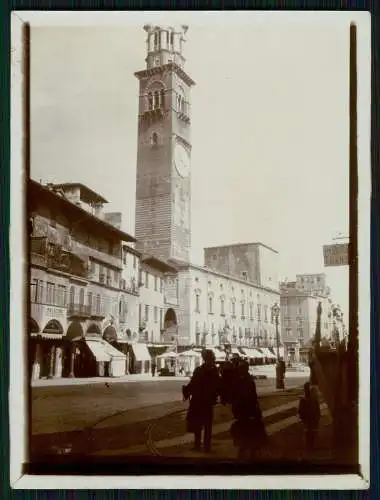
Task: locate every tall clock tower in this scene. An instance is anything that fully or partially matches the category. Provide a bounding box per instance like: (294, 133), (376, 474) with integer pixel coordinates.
(134, 24), (195, 262)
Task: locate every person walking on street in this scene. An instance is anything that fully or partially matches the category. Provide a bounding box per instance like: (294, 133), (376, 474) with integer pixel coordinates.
(151, 357), (157, 377)
(229, 359), (268, 462)
(298, 382), (321, 450)
(182, 349), (221, 453)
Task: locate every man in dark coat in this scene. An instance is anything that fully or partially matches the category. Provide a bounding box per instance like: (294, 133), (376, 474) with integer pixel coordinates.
(182, 349), (221, 452)
(229, 359), (268, 461)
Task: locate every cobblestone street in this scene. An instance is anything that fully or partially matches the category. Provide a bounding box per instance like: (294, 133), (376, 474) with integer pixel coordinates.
(31, 375), (308, 458)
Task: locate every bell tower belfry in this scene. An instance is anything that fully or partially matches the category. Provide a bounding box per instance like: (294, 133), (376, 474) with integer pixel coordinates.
(134, 25), (195, 263)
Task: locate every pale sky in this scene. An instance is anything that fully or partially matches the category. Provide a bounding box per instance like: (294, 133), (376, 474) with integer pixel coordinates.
(30, 18), (350, 315)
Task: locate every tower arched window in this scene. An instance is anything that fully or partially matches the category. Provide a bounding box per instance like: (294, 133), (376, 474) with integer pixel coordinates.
(148, 92), (153, 110)
(154, 91), (160, 109)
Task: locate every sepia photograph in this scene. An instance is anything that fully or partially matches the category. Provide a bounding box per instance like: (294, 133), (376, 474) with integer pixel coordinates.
(10, 11), (370, 489)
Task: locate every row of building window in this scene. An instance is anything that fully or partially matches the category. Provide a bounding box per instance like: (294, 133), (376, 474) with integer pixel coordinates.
(139, 270), (164, 292)
(31, 280), (128, 319)
(284, 321), (329, 338)
(195, 295), (273, 322)
(203, 280), (264, 297)
(139, 304), (164, 326)
(122, 251), (138, 268)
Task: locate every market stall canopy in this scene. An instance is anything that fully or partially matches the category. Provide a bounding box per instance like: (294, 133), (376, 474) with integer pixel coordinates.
(131, 343), (151, 362)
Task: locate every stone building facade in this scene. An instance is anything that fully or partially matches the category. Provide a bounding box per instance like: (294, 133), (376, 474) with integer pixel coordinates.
(29, 180), (136, 379)
(115, 244), (141, 344)
(280, 275), (334, 362)
(171, 261), (280, 348)
(138, 255), (179, 344)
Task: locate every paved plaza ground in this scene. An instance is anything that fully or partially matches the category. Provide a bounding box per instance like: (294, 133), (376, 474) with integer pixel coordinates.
(28, 368), (357, 475)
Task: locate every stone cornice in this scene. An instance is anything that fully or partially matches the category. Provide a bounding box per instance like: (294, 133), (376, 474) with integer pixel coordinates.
(135, 62), (196, 87)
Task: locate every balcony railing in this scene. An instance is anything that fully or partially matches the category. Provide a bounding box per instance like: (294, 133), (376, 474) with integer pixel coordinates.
(31, 237), (89, 279)
(67, 303), (91, 318)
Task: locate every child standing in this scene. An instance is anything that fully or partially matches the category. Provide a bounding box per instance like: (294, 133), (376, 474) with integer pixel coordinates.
(298, 382), (321, 450)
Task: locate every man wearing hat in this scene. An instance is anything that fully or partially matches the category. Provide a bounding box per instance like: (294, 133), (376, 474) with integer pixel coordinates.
(182, 349), (221, 453)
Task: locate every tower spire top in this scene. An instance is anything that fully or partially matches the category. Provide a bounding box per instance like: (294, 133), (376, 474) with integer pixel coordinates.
(144, 24), (188, 70)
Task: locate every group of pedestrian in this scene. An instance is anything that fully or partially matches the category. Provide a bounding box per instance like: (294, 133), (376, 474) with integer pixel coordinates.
(182, 349), (321, 461)
(182, 349), (268, 459)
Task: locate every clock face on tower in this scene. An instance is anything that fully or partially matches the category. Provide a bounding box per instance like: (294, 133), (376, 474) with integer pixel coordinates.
(174, 142), (190, 178)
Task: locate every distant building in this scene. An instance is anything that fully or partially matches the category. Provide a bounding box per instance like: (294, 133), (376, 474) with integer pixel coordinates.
(119, 244), (141, 341)
(204, 243), (279, 290)
(28, 180), (136, 380)
(280, 275), (334, 363)
(170, 259), (280, 349)
(138, 255), (179, 345)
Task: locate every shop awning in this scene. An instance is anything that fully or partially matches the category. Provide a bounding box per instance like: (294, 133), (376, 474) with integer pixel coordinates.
(104, 341), (126, 359)
(243, 348), (266, 359)
(86, 340), (111, 362)
(131, 343), (151, 362)
(261, 348), (277, 359)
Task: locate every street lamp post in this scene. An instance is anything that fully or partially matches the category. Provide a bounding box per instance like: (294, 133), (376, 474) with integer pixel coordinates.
(271, 302), (284, 389)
